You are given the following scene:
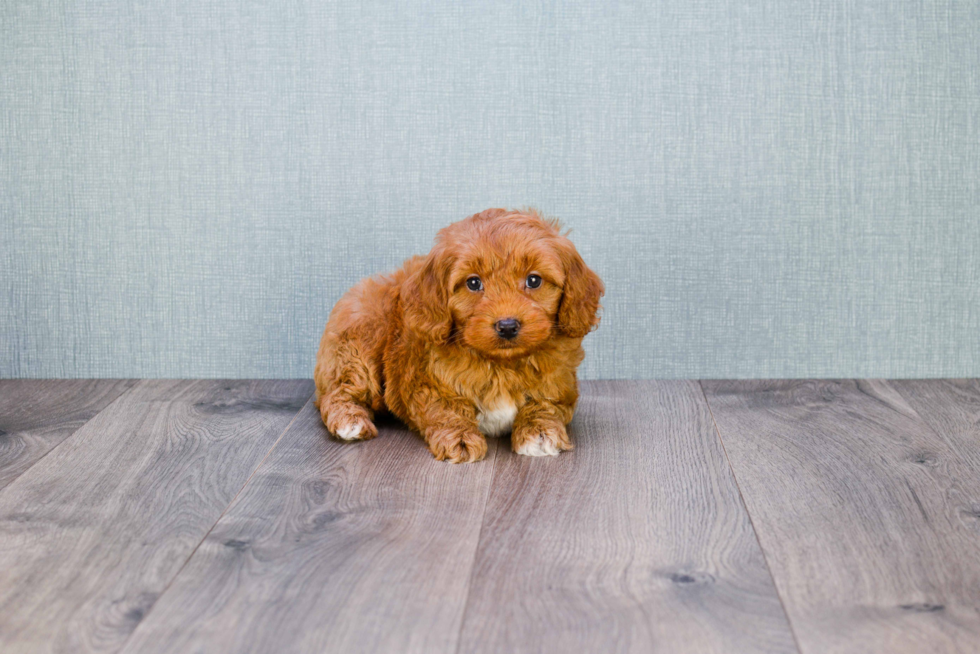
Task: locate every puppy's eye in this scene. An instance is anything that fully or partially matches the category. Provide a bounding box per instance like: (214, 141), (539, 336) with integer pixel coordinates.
(526, 274), (542, 289)
(466, 276), (483, 292)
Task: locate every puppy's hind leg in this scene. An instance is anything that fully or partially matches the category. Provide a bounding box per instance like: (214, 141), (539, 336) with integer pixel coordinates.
(314, 336), (381, 442)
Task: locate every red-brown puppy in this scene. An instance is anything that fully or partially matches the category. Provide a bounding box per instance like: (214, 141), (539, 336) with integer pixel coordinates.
(314, 208), (604, 463)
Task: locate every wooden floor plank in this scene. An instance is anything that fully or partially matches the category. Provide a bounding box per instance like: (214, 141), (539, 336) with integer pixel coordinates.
(0, 380), (137, 492)
(0, 379), (312, 654)
(120, 401), (499, 654)
(702, 380), (980, 654)
(455, 380), (799, 654)
(890, 379), (980, 472)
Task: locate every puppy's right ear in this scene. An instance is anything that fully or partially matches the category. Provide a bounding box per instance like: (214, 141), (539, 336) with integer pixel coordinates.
(400, 247), (453, 344)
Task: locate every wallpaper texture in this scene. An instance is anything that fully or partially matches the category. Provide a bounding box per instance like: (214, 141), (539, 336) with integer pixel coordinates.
(2, 1), (979, 379)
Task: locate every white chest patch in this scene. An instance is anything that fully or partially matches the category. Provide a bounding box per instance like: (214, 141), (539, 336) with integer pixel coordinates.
(476, 401), (517, 437)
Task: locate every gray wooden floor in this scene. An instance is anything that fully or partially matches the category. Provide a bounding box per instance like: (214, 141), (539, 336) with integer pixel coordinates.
(1, 380), (978, 654)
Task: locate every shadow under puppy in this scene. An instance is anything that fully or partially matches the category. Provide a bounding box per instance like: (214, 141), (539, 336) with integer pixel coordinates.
(314, 208), (604, 463)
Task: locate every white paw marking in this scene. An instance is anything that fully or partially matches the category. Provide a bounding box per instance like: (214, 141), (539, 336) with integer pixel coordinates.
(516, 435), (560, 457)
(477, 401), (517, 438)
(336, 423), (363, 440)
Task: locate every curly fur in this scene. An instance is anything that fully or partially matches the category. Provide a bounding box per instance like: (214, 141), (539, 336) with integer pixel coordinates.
(313, 208), (604, 463)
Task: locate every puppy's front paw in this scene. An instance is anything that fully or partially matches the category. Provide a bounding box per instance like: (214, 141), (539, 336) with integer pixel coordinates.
(512, 422), (573, 457)
(426, 429), (488, 464)
(324, 403), (378, 442)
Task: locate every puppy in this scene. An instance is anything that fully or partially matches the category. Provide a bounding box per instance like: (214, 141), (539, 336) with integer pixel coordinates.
(313, 208), (604, 463)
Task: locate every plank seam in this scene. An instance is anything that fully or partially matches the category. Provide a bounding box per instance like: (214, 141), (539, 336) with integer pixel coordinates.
(115, 391), (315, 654)
(0, 379), (142, 500)
(452, 438), (501, 654)
(697, 380), (806, 654)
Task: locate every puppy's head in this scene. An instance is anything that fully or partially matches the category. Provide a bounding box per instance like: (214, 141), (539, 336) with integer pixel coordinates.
(402, 208), (604, 359)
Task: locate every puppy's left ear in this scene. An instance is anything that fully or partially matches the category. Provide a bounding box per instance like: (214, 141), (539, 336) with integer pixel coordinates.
(557, 239), (604, 338)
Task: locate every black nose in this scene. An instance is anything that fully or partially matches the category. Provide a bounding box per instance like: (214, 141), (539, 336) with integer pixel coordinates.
(494, 318), (521, 340)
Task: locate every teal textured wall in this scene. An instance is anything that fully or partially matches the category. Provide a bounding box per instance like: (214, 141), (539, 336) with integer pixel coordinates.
(2, 1), (979, 379)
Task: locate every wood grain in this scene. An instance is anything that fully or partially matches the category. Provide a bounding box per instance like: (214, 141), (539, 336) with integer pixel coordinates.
(703, 379), (980, 654)
(456, 380), (798, 654)
(891, 379), (980, 473)
(120, 402), (500, 654)
(0, 380), (137, 492)
(0, 379), (312, 654)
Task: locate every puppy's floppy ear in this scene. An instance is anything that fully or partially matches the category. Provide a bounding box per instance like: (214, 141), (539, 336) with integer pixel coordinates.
(400, 246), (454, 343)
(556, 238), (604, 338)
